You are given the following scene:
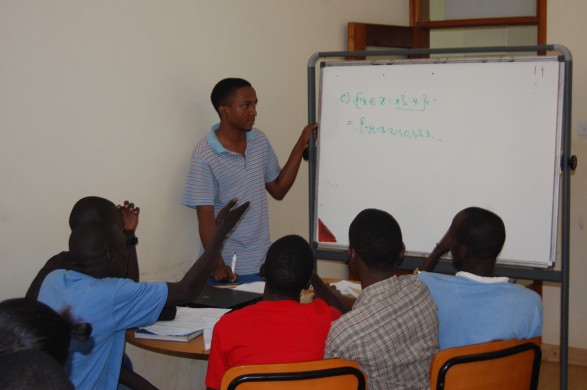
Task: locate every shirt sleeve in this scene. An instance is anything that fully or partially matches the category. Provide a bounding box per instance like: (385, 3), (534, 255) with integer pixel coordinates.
(111, 279), (168, 331)
(205, 321), (229, 389)
(181, 156), (216, 208)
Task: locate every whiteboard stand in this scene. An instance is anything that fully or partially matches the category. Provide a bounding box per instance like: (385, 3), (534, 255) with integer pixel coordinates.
(307, 45), (573, 390)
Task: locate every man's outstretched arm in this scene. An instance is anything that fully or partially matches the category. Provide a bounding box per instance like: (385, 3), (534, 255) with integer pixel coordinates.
(166, 200), (249, 307)
(265, 123), (317, 200)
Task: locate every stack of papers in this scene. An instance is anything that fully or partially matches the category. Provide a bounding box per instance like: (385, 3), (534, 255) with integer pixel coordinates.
(329, 280), (362, 298)
(232, 281), (265, 294)
(135, 327), (202, 342)
(135, 307), (230, 344)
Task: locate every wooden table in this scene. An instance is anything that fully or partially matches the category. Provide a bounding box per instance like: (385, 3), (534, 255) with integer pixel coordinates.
(126, 329), (210, 360)
(125, 278), (350, 360)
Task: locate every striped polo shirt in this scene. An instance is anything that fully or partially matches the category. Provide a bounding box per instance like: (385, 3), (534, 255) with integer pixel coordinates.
(181, 124), (281, 275)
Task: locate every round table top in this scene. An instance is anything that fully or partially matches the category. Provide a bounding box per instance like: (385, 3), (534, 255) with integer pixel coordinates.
(126, 328), (210, 360)
(125, 278), (350, 360)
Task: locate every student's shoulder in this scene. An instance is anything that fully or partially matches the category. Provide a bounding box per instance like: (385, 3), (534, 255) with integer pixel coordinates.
(213, 303), (258, 331)
(250, 128), (272, 144)
(40, 269), (94, 300)
(398, 272), (430, 286)
(42, 268), (68, 283)
(397, 273), (437, 297)
(191, 136), (216, 158)
(328, 302), (363, 330)
(506, 281), (543, 303)
(326, 310), (361, 348)
(310, 298), (343, 320)
(417, 271), (456, 286)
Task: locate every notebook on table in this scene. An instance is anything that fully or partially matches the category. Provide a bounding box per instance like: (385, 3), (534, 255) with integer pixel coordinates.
(134, 327), (202, 342)
(186, 285), (262, 310)
(134, 306), (231, 343)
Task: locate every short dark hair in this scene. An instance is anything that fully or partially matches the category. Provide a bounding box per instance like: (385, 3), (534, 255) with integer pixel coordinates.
(454, 207), (506, 260)
(210, 78), (252, 114)
(69, 221), (125, 268)
(68, 196), (120, 230)
(264, 235), (314, 298)
(349, 209), (403, 270)
(0, 298), (91, 366)
(0, 350), (74, 389)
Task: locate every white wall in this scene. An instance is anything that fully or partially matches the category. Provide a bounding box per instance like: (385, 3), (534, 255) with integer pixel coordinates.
(0, 0), (405, 295)
(0, 1), (405, 388)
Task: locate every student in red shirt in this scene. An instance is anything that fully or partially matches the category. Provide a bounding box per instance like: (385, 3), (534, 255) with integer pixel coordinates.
(205, 235), (341, 390)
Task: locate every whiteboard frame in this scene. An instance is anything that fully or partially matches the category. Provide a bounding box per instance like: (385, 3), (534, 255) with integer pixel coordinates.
(306, 44), (573, 390)
(314, 56), (563, 268)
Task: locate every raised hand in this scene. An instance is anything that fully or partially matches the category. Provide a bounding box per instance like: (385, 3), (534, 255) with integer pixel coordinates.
(215, 199), (250, 236)
(118, 200), (140, 233)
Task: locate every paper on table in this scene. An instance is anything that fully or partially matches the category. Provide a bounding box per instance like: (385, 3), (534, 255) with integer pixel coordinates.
(232, 281), (265, 294)
(204, 327), (214, 350)
(139, 307), (230, 340)
(329, 280), (362, 298)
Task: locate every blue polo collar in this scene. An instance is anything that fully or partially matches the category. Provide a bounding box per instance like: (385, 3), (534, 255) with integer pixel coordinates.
(207, 123), (255, 154)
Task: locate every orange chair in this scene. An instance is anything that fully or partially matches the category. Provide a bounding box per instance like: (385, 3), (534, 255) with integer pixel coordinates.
(220, 358), (367, 390)
(429, 337), (542, 390)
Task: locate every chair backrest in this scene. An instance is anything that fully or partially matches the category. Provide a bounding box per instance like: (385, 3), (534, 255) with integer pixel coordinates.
(429, 337), (542, 390)
(220, 358), (366, 390)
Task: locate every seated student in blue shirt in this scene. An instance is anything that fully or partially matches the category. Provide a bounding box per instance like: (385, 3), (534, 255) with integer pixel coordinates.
(26, 197), (141, 301)
(25, 196), (173, 389)
(417, 207), (543, 350)
(38, 199), (249, 390)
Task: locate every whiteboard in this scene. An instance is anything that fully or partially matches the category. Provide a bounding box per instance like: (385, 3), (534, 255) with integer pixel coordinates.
(315, 57), (563, 268)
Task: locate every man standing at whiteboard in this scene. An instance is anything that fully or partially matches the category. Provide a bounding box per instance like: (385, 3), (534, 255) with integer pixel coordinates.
(181, 78), (316, 281)
(416, 207), (543, 350)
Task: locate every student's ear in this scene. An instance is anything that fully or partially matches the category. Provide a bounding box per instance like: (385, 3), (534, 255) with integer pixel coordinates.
(399, 243), (406, 259)
(218, 104), (229, 119)
(348, 247), (357, 268)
